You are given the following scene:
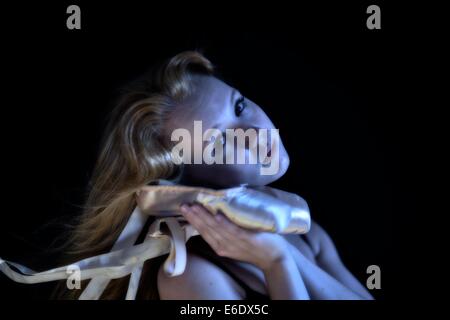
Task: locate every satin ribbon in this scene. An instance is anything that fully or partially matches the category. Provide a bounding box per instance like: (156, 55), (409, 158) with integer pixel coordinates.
(0, 209), (198, 299)
(0, 180), (310, 299)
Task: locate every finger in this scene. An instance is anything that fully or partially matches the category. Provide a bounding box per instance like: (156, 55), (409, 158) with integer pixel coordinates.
(182, 204), (254, 257)
(213, 211), (238, 231)
(191, 206), (258, 258)
(180, 204), (213, 231)
(189, 204), (253, 245)
(213, 210), (255, 240)
(189, 204), (221, 230)
(180, 204), (225, 251)
(190, 204), (252, 241)
(189, 205), (249, 249)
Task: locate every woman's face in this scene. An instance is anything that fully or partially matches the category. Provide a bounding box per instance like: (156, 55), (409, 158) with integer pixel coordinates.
(164, 75), (290, 188)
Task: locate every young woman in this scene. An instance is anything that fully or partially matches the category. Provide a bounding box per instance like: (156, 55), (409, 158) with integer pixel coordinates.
(55, 51), (373, 300)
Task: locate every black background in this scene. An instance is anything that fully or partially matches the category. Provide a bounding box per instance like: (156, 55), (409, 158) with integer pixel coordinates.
(0, 1), (419, 303)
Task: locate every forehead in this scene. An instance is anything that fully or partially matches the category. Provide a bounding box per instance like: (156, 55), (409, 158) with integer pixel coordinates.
(169, 76), (235, 130)
(193, 76), (233, 114)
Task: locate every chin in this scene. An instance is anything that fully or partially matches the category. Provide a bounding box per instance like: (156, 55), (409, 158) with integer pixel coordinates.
(248, 150), (289, 186)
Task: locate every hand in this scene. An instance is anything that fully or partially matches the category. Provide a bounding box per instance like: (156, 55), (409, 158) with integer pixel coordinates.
(180, 203), (291, 272)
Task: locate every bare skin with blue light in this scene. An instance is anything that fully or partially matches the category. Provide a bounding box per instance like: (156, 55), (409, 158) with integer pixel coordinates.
(157, 75), (373, 300)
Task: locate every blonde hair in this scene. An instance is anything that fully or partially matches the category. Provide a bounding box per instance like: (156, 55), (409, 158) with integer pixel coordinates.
(54, 51), (214, 299)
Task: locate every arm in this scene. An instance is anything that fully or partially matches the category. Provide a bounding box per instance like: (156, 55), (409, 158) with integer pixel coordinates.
(180, 203), (310, 300)
(282, 221), (373, 299)
(286, 241), (369, 299)
(262, 252), (310, 300)
(311, 223), (374, 299)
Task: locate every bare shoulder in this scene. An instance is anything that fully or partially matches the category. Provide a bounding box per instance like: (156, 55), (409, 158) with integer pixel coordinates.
(303, 220), (337, 258)
(157, 252), (245, 300)
(305, 219), (346, 267)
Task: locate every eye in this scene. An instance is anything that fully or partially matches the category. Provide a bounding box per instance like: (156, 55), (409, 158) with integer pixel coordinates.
(234, 96), (247, 117)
